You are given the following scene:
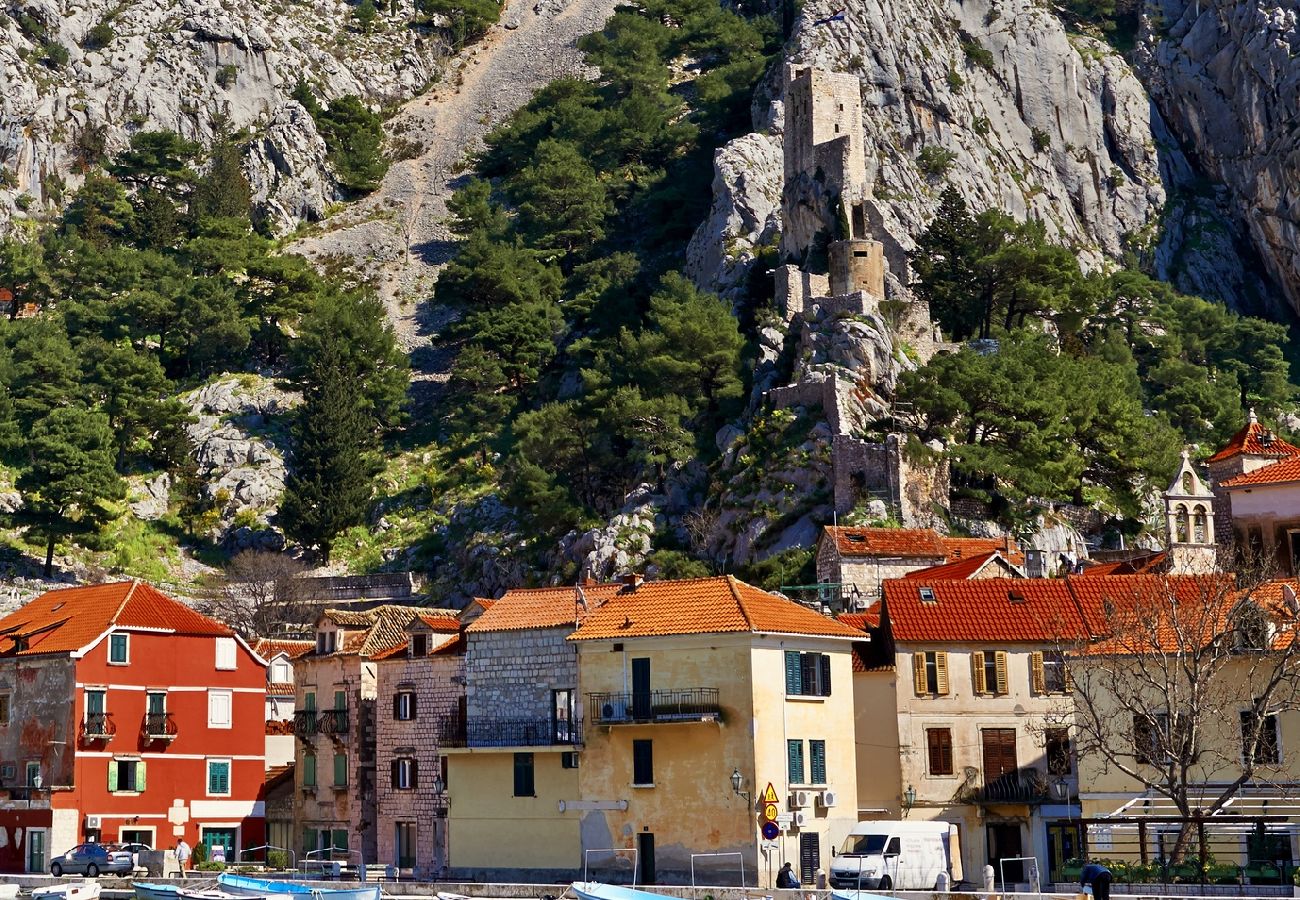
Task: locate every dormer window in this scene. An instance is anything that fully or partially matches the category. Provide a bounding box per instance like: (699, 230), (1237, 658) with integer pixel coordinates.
(411, 634), (428, 658)
(316, 631), (337, 655)
(1008, 591), (1026, 604)
(919, 587), (936, 603)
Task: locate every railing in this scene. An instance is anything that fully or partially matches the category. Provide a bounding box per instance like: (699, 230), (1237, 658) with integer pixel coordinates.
(437, 716), (582, 748)
(587, 688), (721, 725)
(143, 712), (178, 740)
(294, 710), (319, 738)
(318, 709), (350, 735)
(81, 712), (116, 741)
(969, 767), (1049, 804)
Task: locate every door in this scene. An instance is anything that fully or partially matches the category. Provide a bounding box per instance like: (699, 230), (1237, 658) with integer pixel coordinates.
(552, 690), (574, 743)
(201, 827), (237, 864)
(637, 832), (656, 885)
(26, 829), (45, 873)
(631, 658), (651, 720)
(982, 728), (1018, 781)
(1046, 822), (1081, 885)
(395, 822), (416, 869)
(799, 833), (821, 886)
(987, 823), (1023, 885)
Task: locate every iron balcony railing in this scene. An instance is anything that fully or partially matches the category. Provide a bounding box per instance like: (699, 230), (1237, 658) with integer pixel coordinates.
(318, 709), (350, 735)
(587, 688), (721, 725)
(969, 767), (1050, 805)
(437, 716), (582, 748)
(143, 712), (178, 740)
(294, 710), (319, 738)
(81, 712), (116, 741)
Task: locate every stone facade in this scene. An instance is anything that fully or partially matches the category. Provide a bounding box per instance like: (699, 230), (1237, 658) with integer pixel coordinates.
(464, 627), (578, 725)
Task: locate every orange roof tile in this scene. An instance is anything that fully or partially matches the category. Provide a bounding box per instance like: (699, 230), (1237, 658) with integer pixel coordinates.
(416, 612), (461, 632)
(254, 638), (315, 660)
(1076, 552), (1168, 577)
(468, 584), (623, 633)
(942, 536), (1025, 566)
(568, 576), (863, 641)
(0, 581), (232, 658)
(823, 526), (948, 559)
(837, 610), (881, 631)
(267, 682), (296, 695)
(1207, 417), (1300, 464)
(902, 551), (1021, 581)
(1220, 456), (1300, 489)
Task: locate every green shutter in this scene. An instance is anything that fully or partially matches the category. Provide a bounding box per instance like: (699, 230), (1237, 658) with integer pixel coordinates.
(332, 830), (348, 852)
(209, 761), (230, 794)
(136, 761), (147, 792)
(304, 692), (316, 712)
(334, 691), (346, 711)
(303, 754), (316, 787)
(107, 759), (119, 791)
(334, 753), (347, 786)
(810, 740), (826, 784)
(787, 739), (805, 784)
(818, 654), (832, 697)
(785, 651), (802, 695)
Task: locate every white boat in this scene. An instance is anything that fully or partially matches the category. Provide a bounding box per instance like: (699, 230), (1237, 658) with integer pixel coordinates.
(0, 885), (18, 900)
(135, 883), (257, 900)
(32, 883), (102, 900)
(572, 882), (678, 900)
(831, 892), (903, 900)
(217, 873), (377, 900)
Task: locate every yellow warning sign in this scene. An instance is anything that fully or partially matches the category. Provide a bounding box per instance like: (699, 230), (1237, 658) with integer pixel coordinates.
(763, 803), (780, 822)
(762, 782), (779, 804)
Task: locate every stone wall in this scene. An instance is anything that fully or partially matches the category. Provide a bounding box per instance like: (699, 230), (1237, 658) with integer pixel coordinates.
(830, 434), (948, 528)
(465, 627), (578, 724)
(0, 656), (76, 789)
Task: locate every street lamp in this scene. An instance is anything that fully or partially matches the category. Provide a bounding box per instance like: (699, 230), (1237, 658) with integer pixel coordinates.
(731, 768), (751, 803)
(32, 772), (43, 790)
(902, 784), (916, 817)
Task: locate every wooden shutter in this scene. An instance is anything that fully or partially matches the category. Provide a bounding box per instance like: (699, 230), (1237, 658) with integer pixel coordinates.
(1030, 652), (1046, 693)
(810, 740), (826, 784)
(994, 651), (1009, 694)
(137, 760), (146, 791)
(107, 759), (119, 791)
(391, 760), (400, 789)
(410, 757), (418, 787)
(633, 740), (654, 785)
(799, 833), (821, 885)
(393, 694), (402, 720)
(971, 652), (987, 693)
(927, 728), (953, 775)
(912, 653), (927, 695)
(788, 739), (805, 784)
(818, 654), (832, 697)
(982, 728), (1017, 779)
(935, 652), (950, 695)
(786, 651), (803, 695)
(409, 693), (418, 718)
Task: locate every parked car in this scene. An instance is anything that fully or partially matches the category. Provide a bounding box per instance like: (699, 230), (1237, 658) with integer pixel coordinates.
(50, 843), (134, 877)
(115, 843), (151, 867)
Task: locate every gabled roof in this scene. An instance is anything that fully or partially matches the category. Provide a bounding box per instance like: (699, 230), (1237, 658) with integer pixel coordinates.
(1220, 456), (1300, 489)
(0, 581), (232, 658)
(315, 605), (434, 659)
(902, 550), (1023, 581)
(1077, 552), (1169, 577)
(822, 526), (948, 559)
(1207, 413), (1300, 464)
(941, 537), (1025, 566)
(468, 584), (623, 633)
(568, 576), (863, 641)
(412, 612), (461, 632)
(254, 638), (315, 660)
(837, 610), (881, 630)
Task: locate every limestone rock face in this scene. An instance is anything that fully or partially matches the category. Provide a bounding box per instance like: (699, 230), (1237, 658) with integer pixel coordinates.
(1139, 0), (1300, 314)
(0, 0), (441, 231)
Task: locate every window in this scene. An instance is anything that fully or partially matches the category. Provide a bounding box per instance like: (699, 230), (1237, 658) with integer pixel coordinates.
(271, 661), (290, 683)
(788, 739), (805, 784)
(411, 634), (428, 657)
(1, 764), (15, 782)
(394, 691), (416, 721)
(303, 691), (316, 712)
(971, 651), (1008, 694)
(333, 753), (347, 787)
(108, 758), (145, 792)
(1031, 651), (1069, 694)
(1241, 711), (1281, 765)
(632, 740), (653, 786)
(912, 651), (949, 695)
(215, 637), (237, 670)
(784, 651), (832, 697)
(561, 751), (580, 769)
(927, 728), (954, 775)
(302, 753), (317, 787)
(208, 690), (232, 729)
(206, 759), (231, 796)
(24, 762), (39, 786)
(981, 728), (1017, 780)
(333, 690), (347, 711)
(391, 757), (418, 790)
(513, 752), (534, 797)
(395, 823), (416, 869)
(1134, 712), (1186, 763)
(919, 587), (936, 603)
(1046, 728), (1072, 775)
(109, 633), (129, 664)
(0, 694), (9, 725)
(553, 689), (575, 742)
(147, 691), (166, 716)
(809, 739), (827, 785)
(316, 631), (336, 655)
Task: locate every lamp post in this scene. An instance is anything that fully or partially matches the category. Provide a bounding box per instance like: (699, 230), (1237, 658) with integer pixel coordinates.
(902, 784), (916, 818)
(731, 768), (751, 804)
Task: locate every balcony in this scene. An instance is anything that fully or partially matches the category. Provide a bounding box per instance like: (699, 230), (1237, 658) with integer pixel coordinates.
(318, 709), (350, 735)
(437, 716), (582, 748)
(587, 688), (721, 726)
(294, 710), (319, 738)
(81, 712), (116, 742)
(968, 767), (1050, 805)
(142, 712), (178, 741)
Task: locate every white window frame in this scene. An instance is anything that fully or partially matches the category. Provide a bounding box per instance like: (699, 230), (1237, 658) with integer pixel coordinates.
(208, 689), (233, 729)
(24, 761), (40, 786)
(271, 661), (291, 683)
(206, 758), (233, 797)
(396, 757), (416, 790)
(108, 632), (130, 665)
(113, 756), (143, 793)
(396, 691), (415, 721)
(215, 637), (237, 671)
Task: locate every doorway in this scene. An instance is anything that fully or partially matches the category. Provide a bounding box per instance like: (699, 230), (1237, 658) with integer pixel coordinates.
(637, 832), (656, 885)
(987, 822), (1024, 884)
(1046, 822), (1081, 885)
(121, 828), (155, 847)
(631, 659), (651, 720)
(26, 829), (46, 873)
(799, 832), (821, 886)
(200, 827), (238, 864)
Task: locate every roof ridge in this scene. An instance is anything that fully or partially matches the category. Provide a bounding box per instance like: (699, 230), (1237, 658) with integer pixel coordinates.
(111, 580), (139, 626)
(726, 575), (756, 632)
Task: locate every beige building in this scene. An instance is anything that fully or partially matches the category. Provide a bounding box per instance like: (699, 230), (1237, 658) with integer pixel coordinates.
(1206, 412), (1300, 572)
(255, 638), (314, 769)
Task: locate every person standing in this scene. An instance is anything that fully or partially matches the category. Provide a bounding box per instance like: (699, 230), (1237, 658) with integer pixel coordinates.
(175, 838), (191, 879)
(1080, 861), (1112, 900)
(777, 862), (799, 889)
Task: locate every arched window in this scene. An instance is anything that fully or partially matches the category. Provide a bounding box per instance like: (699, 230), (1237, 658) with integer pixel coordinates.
(1182, 472), (1194, 494)
(1193, 507), (1208, 543)
(1175, 506), (1190, 543)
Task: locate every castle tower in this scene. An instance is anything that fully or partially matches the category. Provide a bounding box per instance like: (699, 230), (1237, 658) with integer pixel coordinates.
(1164, 449), (1217, 574)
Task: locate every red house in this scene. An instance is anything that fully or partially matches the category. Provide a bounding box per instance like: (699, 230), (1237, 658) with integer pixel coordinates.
(0, 581), (266, 872)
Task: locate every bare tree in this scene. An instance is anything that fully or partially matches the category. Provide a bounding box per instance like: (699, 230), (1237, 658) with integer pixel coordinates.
(201, 551), (323, 640)
(1063, 571), (1300, 860)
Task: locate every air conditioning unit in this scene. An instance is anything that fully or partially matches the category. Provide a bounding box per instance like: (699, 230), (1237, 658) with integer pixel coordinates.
(789, 790), (811, 809)
(792, 810), (809, 828)
(818, 789), (838, 808)
(85, 815), (102, 829)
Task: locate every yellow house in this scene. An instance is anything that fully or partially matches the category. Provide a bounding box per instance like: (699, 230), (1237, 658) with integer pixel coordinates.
(569, 575), (862, 887)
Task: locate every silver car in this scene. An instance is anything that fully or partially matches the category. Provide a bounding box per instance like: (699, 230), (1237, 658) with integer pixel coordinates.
(49, 843), (134, 877)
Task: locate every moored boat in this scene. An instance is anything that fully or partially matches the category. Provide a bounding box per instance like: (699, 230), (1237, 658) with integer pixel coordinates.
(32, 883), (102, 900)
(135, 883), (255, 900)
(217, 872), (378, 900)
(571, 882), (678, 900)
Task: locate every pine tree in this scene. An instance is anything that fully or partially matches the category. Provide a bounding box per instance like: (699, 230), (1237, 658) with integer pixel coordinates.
(15, 406), (125, 576)
(190, 136), (253, 225)
(6, 320), (80, 434)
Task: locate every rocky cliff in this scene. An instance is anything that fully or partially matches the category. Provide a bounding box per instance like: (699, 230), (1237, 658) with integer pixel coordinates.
(0, 0), (442, 230)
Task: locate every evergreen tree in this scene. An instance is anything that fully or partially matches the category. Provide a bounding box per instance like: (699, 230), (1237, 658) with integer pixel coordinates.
(509, 139), (609, 258)
(61, 174), (134, 247)
(15, 406), (125, 576)
(6, 320), (80, 434)
(0, 236), (47, 320)
(110, 130), (200, 202)
(80, 339), (187, 468)
(190, 135), (253, 224)
(354, 0), (378, 30)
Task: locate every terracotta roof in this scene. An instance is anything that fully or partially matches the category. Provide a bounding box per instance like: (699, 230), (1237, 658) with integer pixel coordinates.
(255, 638), (315, 660)
(0, 581), (232, 658)
(432, 633), (463, 655)
(267, 682), (296, 696)
(837, 610), (881, 630)
(880, 575), (1220, 644)
(1207, 417), (1300, 464)
(941, 536), (1025, 566)
(316, 605), (432, 659)
(468, 584), (623, 633)
(416, 612), (461, 632)
(902, 551), (1021, 581)
(1077, 552), (1168, 577)
(1220, 456), (1300, 489)
(265, 764), (295, 791)
(1077, 576), (1251, 655)
(568, 576), (863, 641)
(823, 526), (948, 559)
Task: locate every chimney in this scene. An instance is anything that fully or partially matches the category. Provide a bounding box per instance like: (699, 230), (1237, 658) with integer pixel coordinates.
(622, 573), (644, 590)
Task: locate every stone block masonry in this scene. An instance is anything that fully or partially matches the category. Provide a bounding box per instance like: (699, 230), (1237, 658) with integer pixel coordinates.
(465, 627), (578, 724)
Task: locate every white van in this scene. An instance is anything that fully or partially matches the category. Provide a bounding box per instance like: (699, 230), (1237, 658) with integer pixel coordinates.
(829, 820), (960, 891)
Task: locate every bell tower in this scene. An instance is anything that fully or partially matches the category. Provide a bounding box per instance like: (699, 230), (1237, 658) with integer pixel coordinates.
(1165, 449), (1217, 574)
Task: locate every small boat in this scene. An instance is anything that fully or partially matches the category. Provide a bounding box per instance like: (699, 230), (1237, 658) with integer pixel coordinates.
(831, 892), (903, 900)
(135, 884), (253, 900)
(572, 883), (678, 900)
(32, 884), (102, 900)
(0, 886), (18, 900)
(217, 873), (378, 900)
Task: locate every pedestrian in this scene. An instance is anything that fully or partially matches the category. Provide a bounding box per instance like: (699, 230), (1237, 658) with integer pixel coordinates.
(1080, 860), (1112, 900)
(175, 838), (191, 879)
(777, 862), (799, 889)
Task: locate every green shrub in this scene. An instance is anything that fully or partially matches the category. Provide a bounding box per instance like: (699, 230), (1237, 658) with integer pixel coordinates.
(961, 36), (995, 71)
(42, 41), (69, 67)
(1031, 127), (1051, 153)
(267, 850), (290, 870)
(917, 145), (957, 178)
(195, 861), (226, 872)
(946, 67), (964, 90)
(972, 115), (991, 135)
(216, 64), (238, 88)
(353, 0), (378, 30)
(82, 21), (115, 50)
